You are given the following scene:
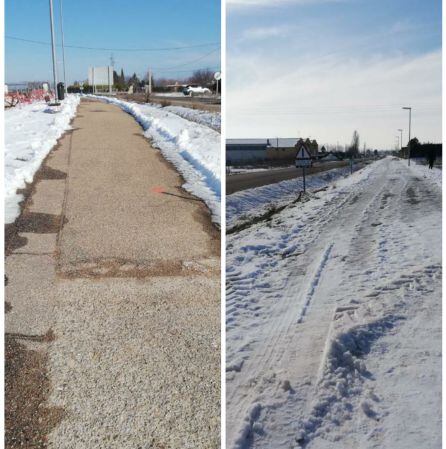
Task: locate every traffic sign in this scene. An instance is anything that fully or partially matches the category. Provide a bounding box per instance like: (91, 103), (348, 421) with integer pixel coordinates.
(214, 71), (221, 81)
(295, 146), (312, 168)
(295, 145), (312, 192)
(295, 158), (312, 168)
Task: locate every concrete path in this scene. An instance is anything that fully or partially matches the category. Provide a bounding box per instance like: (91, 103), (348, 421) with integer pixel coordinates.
(5, 99), (220, 449)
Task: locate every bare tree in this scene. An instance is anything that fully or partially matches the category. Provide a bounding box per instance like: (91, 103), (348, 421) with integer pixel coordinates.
(155, 77), (186, 87)
(349, 130), (360, 157)
(187, 69), (214, 86)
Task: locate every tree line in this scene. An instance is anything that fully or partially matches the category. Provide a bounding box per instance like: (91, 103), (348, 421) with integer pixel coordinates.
(67, 68), (217, 93)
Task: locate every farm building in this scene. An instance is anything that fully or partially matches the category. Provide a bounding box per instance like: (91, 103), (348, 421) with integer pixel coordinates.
(227, 137), (319, 165)
(263, 137), (319, 162)
(226, 139), (268, 164)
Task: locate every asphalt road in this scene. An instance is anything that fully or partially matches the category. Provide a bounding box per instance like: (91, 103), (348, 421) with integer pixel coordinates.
(226, 161), (348, 194)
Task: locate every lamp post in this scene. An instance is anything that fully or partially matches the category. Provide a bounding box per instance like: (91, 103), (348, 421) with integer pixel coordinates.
(402, 107), (412, 165)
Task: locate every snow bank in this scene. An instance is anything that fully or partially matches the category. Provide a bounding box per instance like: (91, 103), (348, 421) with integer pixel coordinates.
(403, 158), (442, 188)
(228, 167), (271, 175)
(164, 105), (221, 132)
(5, 95), (80, 223)
(90, 95), (221, 224)
(227, 163), (367, 229)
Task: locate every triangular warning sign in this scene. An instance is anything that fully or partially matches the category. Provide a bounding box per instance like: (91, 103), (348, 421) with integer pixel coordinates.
(296, 145), (310, 159)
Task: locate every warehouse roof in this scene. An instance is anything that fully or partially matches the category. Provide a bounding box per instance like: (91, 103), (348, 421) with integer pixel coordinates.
(226, 139), (268, 146)
(227, 138), (301, 148)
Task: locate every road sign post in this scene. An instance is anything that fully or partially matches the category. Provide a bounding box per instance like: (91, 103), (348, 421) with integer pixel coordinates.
(295, 145), (312, 194)
(214, 71), (221, 96)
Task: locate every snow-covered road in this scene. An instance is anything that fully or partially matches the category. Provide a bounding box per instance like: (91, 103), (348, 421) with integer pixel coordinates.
(226, 158), (441, 449)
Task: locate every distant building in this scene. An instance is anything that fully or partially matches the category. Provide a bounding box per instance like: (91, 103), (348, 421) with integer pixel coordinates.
(226, 139), (268, 164)
(226, 137), (318, 165)
(267, 137), (319, 161)
(266, 138), (302, 161)
(226, 137), (319, 165)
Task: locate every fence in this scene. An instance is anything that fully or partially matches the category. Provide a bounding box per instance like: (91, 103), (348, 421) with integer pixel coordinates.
(4, 89), (52, 108)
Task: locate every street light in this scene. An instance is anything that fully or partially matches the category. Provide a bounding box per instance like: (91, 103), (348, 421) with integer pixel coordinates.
(397, 129), (403, 151)
(402, 107), (412, 165)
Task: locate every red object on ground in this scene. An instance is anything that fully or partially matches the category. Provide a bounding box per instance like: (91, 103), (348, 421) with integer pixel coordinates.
(4, 89), (52, 108)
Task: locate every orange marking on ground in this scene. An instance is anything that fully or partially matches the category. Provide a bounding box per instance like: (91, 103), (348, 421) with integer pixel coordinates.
(151, 186), (166, 194)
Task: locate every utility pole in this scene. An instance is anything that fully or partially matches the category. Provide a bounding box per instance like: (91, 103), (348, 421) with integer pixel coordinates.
(59, 0), (67, 92)
(48, 0), (59, 103)
(402, 107), (412, 165)
(109, 55), (115, 94)
(148, 69), (152, 94)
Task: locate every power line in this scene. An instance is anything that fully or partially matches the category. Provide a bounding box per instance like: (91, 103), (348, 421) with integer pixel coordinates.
(154, 65), (220, 74)
(6, 35), (220, 52)
(152, 48), (220, 71)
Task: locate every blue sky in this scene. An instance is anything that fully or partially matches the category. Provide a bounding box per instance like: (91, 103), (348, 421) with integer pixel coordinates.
(5, 0), (220, 85)
(227, 0), (442, 148)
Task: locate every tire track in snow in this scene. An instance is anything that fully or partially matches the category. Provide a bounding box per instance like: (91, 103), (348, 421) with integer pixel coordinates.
(227, 178), (388, 448)
(297, 243), (334, 324)
(249, 171), (397, 448)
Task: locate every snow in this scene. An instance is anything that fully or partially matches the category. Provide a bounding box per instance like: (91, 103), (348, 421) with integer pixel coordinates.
(226, 157), (441, 449)
(227, 167), (275, 175)
(403, 158), (442, 188)
(153, 92), (185, 97)
(227, 163), (366, 230)
(4, 95), (80, 223)
(89, 95), (221, 224)
(163, 105), (221, 132)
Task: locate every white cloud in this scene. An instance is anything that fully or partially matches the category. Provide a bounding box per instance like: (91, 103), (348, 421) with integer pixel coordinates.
(227, 50), (442, 148)
(241, 25), (294, 41)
